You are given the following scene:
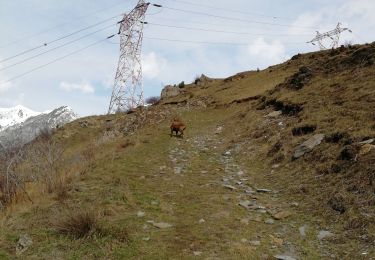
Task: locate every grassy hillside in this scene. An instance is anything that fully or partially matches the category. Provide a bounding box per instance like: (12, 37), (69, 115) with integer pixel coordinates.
(1, 43), (375, 259)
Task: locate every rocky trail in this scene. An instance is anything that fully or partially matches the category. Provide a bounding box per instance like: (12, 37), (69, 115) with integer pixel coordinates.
(129, 123), (343, 259)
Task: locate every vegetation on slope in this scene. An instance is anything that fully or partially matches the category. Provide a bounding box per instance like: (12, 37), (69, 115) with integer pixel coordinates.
(1, 43), (375, 259)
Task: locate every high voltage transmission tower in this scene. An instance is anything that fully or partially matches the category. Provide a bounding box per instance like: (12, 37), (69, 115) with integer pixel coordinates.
(307, 23), (352, 50)
(108, 0), (150, 114)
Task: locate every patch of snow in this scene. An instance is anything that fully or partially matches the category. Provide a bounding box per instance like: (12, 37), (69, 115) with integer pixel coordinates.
(0, 105), (41, 131)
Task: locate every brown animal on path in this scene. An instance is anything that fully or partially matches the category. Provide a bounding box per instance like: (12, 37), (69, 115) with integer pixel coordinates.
(170, 119), (186, 138)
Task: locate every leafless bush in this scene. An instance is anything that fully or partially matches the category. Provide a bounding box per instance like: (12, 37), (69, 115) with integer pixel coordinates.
(0, 147), (32, 205)
(344, 40), (353, 48)
(145, 96), (160, 105)
(26, 133), (65, 193)
(95, 130), (120, 146)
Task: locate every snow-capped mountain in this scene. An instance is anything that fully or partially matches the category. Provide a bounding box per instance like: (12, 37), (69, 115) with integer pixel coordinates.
(0, 105), (78, 149)
(0, 105), (41, 131)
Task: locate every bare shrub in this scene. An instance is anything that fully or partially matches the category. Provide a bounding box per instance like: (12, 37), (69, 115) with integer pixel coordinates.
(36, 127), (53, 141)
(0, 147), (32, 205)
(145, 96), (160, 105)
(95, 130), (120, 146)
(26, 134), (65, 193)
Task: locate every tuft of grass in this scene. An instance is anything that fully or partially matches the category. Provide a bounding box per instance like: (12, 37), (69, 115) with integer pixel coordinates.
(54, 210), (131, 243)
(55, 210), (97, 239)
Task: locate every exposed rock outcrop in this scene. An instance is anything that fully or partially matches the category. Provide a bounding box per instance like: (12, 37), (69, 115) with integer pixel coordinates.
(160, 85), (181, 99)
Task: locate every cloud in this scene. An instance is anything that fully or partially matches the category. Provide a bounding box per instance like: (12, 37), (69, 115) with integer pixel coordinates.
(246, 38), (289, 68)
(339, 0), (375, 24)
(60, 81), (95, 94)
(101, 74), (114, 89)
(142, 52), (167, 79)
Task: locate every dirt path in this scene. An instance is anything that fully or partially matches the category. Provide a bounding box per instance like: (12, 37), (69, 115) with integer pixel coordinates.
(133, 124), (324, 259)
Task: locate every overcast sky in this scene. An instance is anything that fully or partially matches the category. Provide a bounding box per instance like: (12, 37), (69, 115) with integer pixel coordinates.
(0, 0), (373, 116)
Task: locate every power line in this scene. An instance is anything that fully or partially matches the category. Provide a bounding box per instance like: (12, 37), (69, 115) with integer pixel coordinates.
(146, 16), (312, 33)
(0, 13), (124, 64)
(0, 0), (133, 49)
(108, 36), (305, 46)
(168, 0), (295, 21)
(144, 36), (304, 45)
(159, 5), (318, 30)
(0, 36), (115, 85)
(145, 22), (311, 37)
(0, 23), (117, 72)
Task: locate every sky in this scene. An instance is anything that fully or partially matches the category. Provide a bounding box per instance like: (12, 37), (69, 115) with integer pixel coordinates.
(0, 0), (374, 116)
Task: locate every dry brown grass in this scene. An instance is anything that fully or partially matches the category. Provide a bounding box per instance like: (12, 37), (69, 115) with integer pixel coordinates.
(55, 210), (98, 238)
(54, 209), (130, 242)
(1, 43), (375, 259)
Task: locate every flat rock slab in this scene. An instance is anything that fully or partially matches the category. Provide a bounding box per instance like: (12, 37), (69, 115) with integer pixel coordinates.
(266, 110), (283, 118)
(293, 134), (325, 159)
(299, 225), (307, 237)
(358, 139), (374, 145)
(223, 184), (237, 190)
(317, 230), (333, 240)
(153, 222), (173, 229)
(238, 200), (253, 209)
(272, 211), (292, 220)
(274, 255), (297, 260)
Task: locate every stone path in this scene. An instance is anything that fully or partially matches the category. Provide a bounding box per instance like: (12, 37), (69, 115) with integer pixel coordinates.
(140, 125), (336, 259)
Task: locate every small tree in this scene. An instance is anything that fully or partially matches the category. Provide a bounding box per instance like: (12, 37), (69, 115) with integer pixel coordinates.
(178, 81), (185, 89)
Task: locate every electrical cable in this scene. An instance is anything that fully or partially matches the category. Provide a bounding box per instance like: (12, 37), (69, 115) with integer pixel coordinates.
(145, 22), (311, 37)
(0, 35), (115, 84)
(158, 5), (318, 30)
(143, 36), (305, 45)
(168, 0), (296, 21)
(0, 13), (124, 63)
(0, 0), (133, 49)
(108, 35), (305, 46)
(0, 23), (117, 72)
(145, 16), (312, 33)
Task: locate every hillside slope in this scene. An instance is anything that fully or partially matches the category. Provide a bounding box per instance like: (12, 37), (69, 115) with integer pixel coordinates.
(1, 43), (375, 259)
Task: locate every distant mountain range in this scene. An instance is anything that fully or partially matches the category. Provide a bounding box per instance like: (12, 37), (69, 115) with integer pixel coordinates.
(0, 105), (77, 149)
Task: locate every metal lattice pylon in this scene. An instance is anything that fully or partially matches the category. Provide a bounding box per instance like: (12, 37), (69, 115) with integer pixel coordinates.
(307, 23), (352, 50)
(108, 0), (150, 114)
